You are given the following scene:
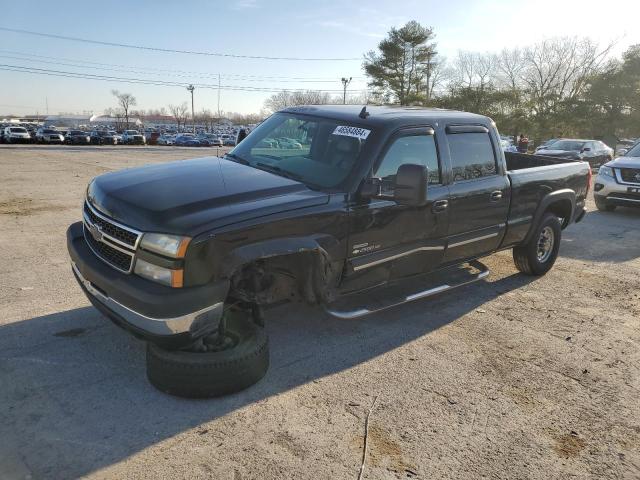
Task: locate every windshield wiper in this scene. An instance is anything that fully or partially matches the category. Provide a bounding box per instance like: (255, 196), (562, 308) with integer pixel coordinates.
(224, 152), (249, 165)
(255, 162), (303, 182)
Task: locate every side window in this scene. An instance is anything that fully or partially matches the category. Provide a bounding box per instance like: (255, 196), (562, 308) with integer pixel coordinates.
(447, 132), (497, 182)
(374, 134), (440, 192)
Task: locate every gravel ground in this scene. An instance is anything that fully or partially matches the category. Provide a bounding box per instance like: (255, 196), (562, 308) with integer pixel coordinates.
(0, 144), (639, 480)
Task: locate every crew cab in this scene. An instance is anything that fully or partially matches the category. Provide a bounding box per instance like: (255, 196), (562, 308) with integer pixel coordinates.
(67, 106), (590, 398)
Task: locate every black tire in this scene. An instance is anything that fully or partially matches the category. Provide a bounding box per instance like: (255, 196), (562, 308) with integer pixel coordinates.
(595, 195), (615, 212)
(513, 213), (562, 276)
(146, 311), (269, 398)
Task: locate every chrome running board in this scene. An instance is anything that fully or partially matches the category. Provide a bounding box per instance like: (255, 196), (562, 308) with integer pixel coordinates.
(325, 261), (489, 319)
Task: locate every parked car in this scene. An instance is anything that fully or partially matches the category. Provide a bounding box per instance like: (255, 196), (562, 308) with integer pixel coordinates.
(174, 134), (201, 147)
(35, 127), (64, 144)
(146, 132), (161, 145)
(223, 138), (236, 146)
(3, 126), (32, 143)
(121, 130), (146, 145)
(65, 130), (91, 145)
(536, 139), (613, 167)
(500, 138), (517, 152)
(68, 105), (590, 398)
(535, 138), (561, 152)
(90, 130), (119, 145)
(256, 138), (278, 148)
(276, 137), (302, 149)
(593, 141), (640, 211)
(157, 134), (176, 146)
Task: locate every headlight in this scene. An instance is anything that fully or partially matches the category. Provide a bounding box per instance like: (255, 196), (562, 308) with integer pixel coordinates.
(599, 165), (614, 178)
(140, 232), (190, 258)
(134, 258), (183, 287)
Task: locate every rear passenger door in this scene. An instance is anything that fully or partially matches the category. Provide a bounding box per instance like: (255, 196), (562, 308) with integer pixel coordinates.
(443, 125), (510, 264)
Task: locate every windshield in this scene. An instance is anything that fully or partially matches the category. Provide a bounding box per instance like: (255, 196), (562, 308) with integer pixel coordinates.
(626, 143), (640, 157)
(229, 112), (370, 189)
(549, 140), (585, 151)
(10, 127), (27, 133)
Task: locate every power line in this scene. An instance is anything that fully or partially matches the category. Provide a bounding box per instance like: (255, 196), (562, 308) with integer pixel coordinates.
(0, 63), (368, 95)
(0, 49), (365, 81)
(0, 53), (364, 84)
(0, 27), (361, 61)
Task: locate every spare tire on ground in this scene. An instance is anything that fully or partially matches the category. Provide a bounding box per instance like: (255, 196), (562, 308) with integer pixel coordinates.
(146, 310), (269, 398)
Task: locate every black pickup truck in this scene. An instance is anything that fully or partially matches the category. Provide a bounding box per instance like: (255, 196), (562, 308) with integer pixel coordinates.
(67, 105), (590, 397)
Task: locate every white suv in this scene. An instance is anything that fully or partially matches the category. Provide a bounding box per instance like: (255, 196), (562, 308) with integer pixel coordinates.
(594, 142), (640, 211)
(3, 126), (32, 143)
(36, 127), (65, 143)
(121, 130), (146, 145)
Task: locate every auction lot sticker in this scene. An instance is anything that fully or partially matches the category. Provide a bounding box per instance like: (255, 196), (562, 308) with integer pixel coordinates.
(332, 125), (371, 140)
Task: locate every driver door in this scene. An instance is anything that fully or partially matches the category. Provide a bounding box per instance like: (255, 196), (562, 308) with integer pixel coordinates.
(340, 127), (449, 293)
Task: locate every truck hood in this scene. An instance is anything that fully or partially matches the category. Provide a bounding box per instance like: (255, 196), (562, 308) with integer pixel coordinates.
(87, 156), (329, 235)
(606, 156), (640, 168)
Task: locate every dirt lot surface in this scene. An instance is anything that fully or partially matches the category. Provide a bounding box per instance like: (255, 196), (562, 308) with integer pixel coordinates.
(1, 144), (639, 480)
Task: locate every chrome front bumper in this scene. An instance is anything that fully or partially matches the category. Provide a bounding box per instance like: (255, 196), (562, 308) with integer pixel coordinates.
(72, 262), (223, 337)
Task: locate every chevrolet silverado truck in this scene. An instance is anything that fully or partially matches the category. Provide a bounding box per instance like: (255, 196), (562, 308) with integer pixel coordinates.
(67, 105), (590, 398)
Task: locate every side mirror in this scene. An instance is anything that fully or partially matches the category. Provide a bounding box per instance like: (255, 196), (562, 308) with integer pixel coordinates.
(618, 148), (628, 156)
(360, 177), (382, 198)
(394, 164), (428, 206)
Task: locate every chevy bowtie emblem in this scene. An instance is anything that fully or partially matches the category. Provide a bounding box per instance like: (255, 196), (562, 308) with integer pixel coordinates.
(88, 222), (103, 242)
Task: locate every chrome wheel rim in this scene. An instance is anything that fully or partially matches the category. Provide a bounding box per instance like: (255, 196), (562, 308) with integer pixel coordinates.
(536, 226), (554, 263)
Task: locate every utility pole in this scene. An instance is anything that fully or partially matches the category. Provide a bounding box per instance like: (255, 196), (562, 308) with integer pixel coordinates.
(186, 84), (195, 134)
(341, 77), (352, 105)
(217, 74), (221, 119)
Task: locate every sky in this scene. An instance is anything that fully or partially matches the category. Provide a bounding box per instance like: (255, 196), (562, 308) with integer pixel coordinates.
(0, 0), (638, 117)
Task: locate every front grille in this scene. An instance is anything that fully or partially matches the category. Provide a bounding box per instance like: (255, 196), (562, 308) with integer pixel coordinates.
(84, 225), (133, 272)
(83, 202), (138, 247)
(619, 168), (640, 184)
(82, 201), (141, 273)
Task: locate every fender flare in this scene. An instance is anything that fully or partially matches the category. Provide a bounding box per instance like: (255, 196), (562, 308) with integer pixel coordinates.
(220, 235), (343, 303)
(523, 189), (576, 245)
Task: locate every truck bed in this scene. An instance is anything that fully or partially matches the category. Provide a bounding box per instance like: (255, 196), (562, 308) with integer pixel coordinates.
(501, 152), (590, 247)
(504, 151), (579, 170)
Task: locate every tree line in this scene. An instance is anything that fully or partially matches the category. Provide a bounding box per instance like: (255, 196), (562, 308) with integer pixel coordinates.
(264, 21), (639, 143)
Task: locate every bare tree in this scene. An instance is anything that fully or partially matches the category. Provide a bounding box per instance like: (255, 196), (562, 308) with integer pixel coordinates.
(111, 90), (137, 129)
(264, 90), (333, 113)
(169, 103), (189, 131)
(521, 37), (614, 118)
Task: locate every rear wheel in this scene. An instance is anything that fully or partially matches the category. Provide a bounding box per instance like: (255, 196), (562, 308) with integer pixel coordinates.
(595, 195), (615, 212)
(146, 310), (269, 398)
(513, 213), (561, 276)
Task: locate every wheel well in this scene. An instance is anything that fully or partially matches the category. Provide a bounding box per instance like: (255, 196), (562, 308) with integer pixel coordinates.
(227, 251), (336, 306)
(545, 199), (572, 228)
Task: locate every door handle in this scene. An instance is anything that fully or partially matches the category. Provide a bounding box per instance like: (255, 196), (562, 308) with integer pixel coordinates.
(432, 199), (449, 213)
(490, 191), (503, 201)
